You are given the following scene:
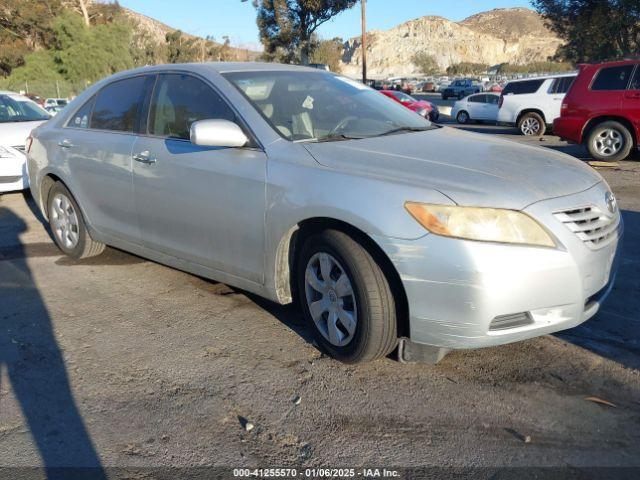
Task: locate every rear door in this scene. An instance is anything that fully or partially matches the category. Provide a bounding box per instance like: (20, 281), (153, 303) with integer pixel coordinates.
(132, 73), (267, 283)
(485, 93), (499, 121)
(623, 64), (640, 139)
(467, 94), (487, 119)
(590, 64), (634, 115)
(59, 75), (154, 243)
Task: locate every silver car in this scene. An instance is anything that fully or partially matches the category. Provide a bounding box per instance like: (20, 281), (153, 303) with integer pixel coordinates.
(27, 63), (623, 364)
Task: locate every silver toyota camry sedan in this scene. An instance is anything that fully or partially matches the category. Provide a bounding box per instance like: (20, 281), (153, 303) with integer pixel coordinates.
(27, 63), (622, 364)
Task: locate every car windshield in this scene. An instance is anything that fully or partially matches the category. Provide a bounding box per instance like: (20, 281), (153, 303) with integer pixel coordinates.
(0, 94), (51, 123)
(223, 71), (431, 142)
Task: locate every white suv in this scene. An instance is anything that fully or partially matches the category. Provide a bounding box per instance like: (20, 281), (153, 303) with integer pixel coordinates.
(497, 74), (576, 136)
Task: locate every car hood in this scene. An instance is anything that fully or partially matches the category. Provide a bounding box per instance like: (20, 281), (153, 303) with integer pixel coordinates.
(0, 120), (47, 147)
(303, 126), (602, 210)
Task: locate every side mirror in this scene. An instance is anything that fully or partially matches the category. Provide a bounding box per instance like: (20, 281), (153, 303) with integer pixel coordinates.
(190, 119), (248, 148)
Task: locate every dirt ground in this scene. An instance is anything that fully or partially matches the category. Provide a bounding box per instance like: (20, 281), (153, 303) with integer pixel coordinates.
(0, 124), (639, 478)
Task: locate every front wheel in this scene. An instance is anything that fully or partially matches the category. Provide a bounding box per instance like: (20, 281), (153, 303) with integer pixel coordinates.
(586, 121), (634, 161)
(456, 111), (470, 124)
(296, 230), (397, 364)
(47, 182), (105, 259)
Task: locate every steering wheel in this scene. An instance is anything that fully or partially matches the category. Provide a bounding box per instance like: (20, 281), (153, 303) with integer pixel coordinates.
(328, 116), (358, 136)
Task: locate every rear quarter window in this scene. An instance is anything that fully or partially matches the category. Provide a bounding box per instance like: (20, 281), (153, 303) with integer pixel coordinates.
(502, 79), (544, 95)
(591, 65), (635, 91)
(549, 76), (576, 94)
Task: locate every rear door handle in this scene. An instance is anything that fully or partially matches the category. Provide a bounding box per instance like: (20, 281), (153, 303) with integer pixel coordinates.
(133, 151), (156, 165)
(58, 139), (74, 148)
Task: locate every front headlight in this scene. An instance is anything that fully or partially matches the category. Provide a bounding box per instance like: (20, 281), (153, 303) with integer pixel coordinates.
(405, 202), (556, 247)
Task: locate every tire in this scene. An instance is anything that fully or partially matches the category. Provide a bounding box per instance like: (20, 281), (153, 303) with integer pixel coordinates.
(47, 182), (105, 260)
(586, 121), (634, 161)
(296, 230), (397, 364)
(456, 110), (470, 124)
(517, 112), (546, 136)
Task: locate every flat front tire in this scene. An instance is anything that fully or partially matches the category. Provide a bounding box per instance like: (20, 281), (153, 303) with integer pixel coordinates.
(586, 121), (633, 161)
(296, 230), (397, 364)
(47, 182), (105, 259)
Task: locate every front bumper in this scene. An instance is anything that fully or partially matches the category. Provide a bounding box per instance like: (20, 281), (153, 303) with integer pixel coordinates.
(374, 183), (623, 349)
(0, 150), (28, 193)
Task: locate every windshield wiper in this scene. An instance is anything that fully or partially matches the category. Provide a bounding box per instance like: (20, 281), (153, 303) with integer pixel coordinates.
(310, 133), (368, 143)
(378, 126), (431, 137)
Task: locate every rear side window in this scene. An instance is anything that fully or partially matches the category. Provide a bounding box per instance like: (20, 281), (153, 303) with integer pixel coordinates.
(68, 96), (95, 129)
(468, 95), (485, 103)
(629, 66), (640, 90)
(91, 76), (153, 132)
(148, 74), (235, 140)
(591, 65), (634, 91)
(549, 76), (575, 94)
(502, 80), (544, 95)
(486, 94), (499, 105)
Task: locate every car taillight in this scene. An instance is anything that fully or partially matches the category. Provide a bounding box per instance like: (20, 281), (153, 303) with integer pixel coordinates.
(498, 95), (504, 108)
(561, 102), (569, 115)
(26, 136), (33, 154)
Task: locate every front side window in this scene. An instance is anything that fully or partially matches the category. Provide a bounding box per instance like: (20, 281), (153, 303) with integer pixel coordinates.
(592, 65), (634, 91)
(148, 74), (235, 140)
(91, 76), (153, 132)
(502, 80), (544, 95)
(0, 94), (50, 123)
(223, 71), (431, 142)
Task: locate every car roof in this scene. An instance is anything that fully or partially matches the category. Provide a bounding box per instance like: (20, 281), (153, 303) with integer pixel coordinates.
(506, 72), (577, 83)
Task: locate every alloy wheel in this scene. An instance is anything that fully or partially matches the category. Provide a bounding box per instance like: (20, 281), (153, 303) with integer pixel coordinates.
(520, 117), (540, 135)
(50, 193), (80, 249)
(594, 128), (623, 157)
(304, 252), (357, 347)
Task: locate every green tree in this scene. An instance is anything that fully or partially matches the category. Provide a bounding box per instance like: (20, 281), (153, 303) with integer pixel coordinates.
(446, 62), (489, 76)
(411, 52), (440, 75)
(166, 30), (201, 63)
(245, 0), (357, 64)
(532, 0), (640, 63)
(497, 61), (573, 74)
(309, 37), (343, 72)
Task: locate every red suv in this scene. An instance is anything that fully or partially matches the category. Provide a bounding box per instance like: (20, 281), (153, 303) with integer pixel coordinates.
(553, 59), (639, 161)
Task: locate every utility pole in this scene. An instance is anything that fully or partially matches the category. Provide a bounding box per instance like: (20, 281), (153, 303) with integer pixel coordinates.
(361, 0), (367, 83)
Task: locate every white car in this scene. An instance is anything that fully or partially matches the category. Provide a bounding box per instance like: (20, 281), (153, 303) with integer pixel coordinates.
(44, 98), (69, 109)
(451, 93), (500, 124)
(0, 92), (51, 193)
(497, 73), (576, 136)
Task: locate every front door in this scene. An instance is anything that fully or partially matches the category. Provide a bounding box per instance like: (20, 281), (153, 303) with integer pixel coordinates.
(132, 73), (267, 283)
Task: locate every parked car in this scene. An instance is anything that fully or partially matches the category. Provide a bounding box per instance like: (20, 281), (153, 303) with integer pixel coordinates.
(451, 93), (500, 124)
(45, 105), (66, 116)
(497, 73), (576, 136)
(421, 81), (437, 93)
(27, 64), (621, 364)
(441, 79), (480, 100)
(44, 98), (69, 109)
(380, 90), (439, 121)
(488, 83), (503, 93)
(0, 91), (51, 193)
(554, 59), (639, 161)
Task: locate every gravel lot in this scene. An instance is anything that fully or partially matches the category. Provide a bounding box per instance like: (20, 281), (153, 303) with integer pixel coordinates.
(1, 111), (639, 476)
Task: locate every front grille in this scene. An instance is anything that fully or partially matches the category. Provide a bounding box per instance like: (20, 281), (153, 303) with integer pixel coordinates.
(553, 206), (619, 249)
(489, 312), (534, 331)
(12, 145), (25, 152)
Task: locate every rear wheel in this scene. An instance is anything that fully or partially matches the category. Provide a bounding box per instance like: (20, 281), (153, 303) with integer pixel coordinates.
(47, 182), (105, 259)
(296, 230), (397, 364)
(456, 111), (470, 124)
(586, 121), (633, 161)
(518, 112), (546, 136)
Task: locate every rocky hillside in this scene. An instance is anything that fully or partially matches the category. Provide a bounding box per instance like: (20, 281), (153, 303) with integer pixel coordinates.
(122, 8), (260, 62)
(341, 8), (563, 78)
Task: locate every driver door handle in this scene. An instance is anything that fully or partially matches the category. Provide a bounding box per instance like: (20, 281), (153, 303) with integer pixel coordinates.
(58, 139), (74, 148)
(133, 151), (156, 165)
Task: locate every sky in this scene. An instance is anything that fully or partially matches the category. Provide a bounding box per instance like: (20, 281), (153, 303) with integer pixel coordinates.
(116, 0), (533, 49)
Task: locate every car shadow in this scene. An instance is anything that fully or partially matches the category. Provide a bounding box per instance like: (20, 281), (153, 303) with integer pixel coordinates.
(555, 209), (640, 371)
(0, 207), (106, 479)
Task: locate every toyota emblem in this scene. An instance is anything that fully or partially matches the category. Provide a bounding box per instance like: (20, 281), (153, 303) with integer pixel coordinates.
(605, 191), (617, 214)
